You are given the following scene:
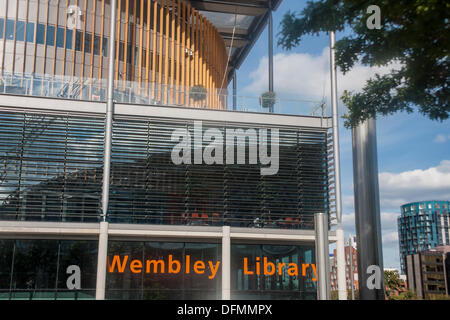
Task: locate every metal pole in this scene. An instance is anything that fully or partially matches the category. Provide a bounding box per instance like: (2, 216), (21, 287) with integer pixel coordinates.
(315, 212), (331, 300)
(268, 1), (274, 113)
(330, 31), (347, 300)
(232, 70), (237, 111)
(95, 221), (109, 300)
(222, 226), (231, 300)
(352, 118), (385, 300)
(101, 0), (117, 221)
(96, 0), (117, 301)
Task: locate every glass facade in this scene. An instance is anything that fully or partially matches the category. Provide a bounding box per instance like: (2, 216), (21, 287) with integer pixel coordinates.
(0, 240), (318, 300)
(231, 244), (317, 300)
(0, 18), (106, 55)
(0, 240), (98, 300)
(0, 111), (329, 230)
(106, 241), (221, 300)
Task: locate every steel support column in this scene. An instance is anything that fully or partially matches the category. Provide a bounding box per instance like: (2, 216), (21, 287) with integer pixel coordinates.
(329, 31), (347, 300)
(268, 1), (274, 113)
(222, 226), (231, 300)
(95, 221), (109, 300)
(96, 0), (117, 301)
(352, 118), (385, 300)
(315, 212), (331, 300)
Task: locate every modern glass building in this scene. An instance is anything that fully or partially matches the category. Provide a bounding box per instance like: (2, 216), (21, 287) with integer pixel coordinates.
(0, 0), (337, 300)
(398, 201), (450, 273)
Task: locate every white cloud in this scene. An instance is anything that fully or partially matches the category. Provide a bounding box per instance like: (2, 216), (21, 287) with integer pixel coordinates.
(379, 160), (450, 209)
(434, 134), (450, 143)
(382, 231), (399, 245)
(243, 48), (402, 103)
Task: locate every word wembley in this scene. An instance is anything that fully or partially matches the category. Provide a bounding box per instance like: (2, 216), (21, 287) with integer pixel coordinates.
(171, 121), (280, 176)
(107, 255), (317, 281)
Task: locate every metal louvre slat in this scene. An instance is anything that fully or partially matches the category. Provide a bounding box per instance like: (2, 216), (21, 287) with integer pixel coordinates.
(0, 110), (329, 230)
(0, 111), (105, 222)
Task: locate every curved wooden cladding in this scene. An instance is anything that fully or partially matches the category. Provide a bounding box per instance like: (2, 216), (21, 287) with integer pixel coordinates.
(0, 0), (228, 109)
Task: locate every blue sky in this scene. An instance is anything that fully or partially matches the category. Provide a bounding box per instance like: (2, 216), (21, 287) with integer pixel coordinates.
(228, 0), (450, 270)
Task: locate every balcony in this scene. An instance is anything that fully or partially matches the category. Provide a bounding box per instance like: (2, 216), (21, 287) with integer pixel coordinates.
(0, 72), (328, 118)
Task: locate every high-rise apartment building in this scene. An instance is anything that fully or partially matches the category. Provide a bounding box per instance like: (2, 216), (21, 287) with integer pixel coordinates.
(398, 201), (450, 273)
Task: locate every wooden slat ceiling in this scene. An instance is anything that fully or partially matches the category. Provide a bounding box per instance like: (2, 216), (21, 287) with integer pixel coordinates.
(186, 0), (282, 82)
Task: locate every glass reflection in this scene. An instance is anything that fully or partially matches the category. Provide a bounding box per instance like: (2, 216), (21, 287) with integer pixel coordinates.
(106, 241), (221, 300)
(231, 244), (317, 300)
(0, 240), (97, 300)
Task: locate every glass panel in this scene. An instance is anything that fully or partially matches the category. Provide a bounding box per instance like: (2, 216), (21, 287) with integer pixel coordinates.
(11, 240), (58, 293)
(46, 25), (55, 46)
(56, 27), (65, 48)
(102, 37), (108, 57)
(0, 18), (4, 38)
(119, 41), (124, 61)
(26, 22), (35, 42)
(65, 29), (73, 49)
(84, 33), (92, 53)
(16, 21), (25, 42)
(75, 31), (83, 51)
(93, 35), (100, 55)
(36, 24), (45, 44)
(57, 240), (98, 291)
(5, 19), (15, 40)
(106, 241), (220, 300)
(0, 240), (14, 294)
(0, 240), (98, 300)
(127, 44), (132, 64)
(231, 244), (317, 300)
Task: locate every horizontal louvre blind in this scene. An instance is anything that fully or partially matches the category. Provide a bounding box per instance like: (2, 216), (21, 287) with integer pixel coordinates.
(0, 111), (329, 229)
(0, 111), (105, 222)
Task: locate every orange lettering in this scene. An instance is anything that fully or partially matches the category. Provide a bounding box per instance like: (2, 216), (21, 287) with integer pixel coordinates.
(244, 258), (254, 275)
(186, 255), (190, 274)
(302, 263), (310, 276)
(311, 264), (318, 282)
(146, 259), (165, 273)
(263, 257), (276, 276)
(208, 261), (220, 279)
(130, 260), (143, 274)
(256, 257), (260, 275)
(278, 262), (286, 275)
(107, 255), (128, 273)
(287, 263), (298, 276)
(194, 261), (205, 274)
(168, 255), (181, 274)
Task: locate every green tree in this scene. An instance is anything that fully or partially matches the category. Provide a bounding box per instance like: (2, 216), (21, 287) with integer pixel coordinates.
(278, 0), (449, 127)
(390, 289), (420, 300)
(384, 270), (404, 291)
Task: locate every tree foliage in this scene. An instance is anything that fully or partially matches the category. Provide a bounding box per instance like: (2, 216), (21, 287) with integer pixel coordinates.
(278, 0), (449, 127)
(384, 270), (404, 291)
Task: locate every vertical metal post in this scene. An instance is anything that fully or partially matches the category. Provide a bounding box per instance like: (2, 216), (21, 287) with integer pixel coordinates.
(268, 1), (274, 113)
(222, 226), (231, 300)
(315, 212), (331, 300)
(232, 70), (237, 111)
(330, 31), (347, 300)
(96, 0), (117, 301)
(352, 118), (385, 300)
(95, 221), (109, 300)
(101, 0), (117, 222)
